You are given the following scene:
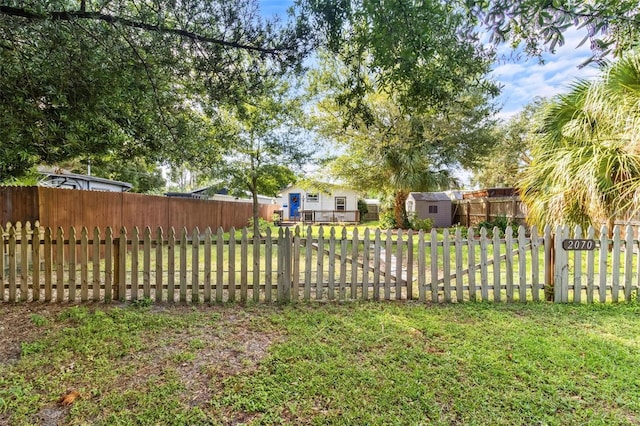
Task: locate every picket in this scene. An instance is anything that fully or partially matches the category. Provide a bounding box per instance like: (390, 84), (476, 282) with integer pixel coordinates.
(4, 221), (640, 306)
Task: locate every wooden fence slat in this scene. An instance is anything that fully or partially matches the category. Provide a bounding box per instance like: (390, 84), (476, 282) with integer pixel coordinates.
(240, 228), (248, 302)
(292, 227), (301, 301)
(131, 227), (139, 301)
(531, 226), (540, 302)
(280, 228), (292, 303)
(384, 229), (392, 301)
(68, 227), (76, 302)
(205, 227), (213, 303)
(544, 225), (552, 301)
(8, 226), (16, 302)
(624, 225), (633, 301)
(561, 225), (569, 303)
(156, 228), (164, 303)
(395, 229), (404, 300)
(406, 230), (414, 300)
(143, 227), (151, 300)
(80, 227), (88, 302)
(339, 228), (347, 300)
(20, 223), (30, 301)
(105, 227), (113, 303)
(573, 226), (582, 303)
(118, 227), (127, 301)
(373, 229), (381, 301)
(229, 227), (236, 302)
(553, 225), (563, 303)
(363, 229), (370, 301)
(304, 226), (313, 301)
(32, 224), (42, 302)
(492, 227), (501, 302)
(351, 228), (359, 299)
(167, 227), (176, 303)
(586, 226), (595, 304)
(418, 230), (426, 302)
(0, 224), (4, 302)
(192, 227), (200, 303)
(92, 228), (100, 302)
(505, 226), (513, 302)
(180, 227), (188, 303)
(253, 233), (260, 303)
(480, 227), (488, 301)
(56, 227), (65, 302)
(216, 227), (224, 303)
(454, 228), (463, 302)
(443, 229), (451, 303)
(599, 226), (608, 303)
(277, 228), (284, 302)
(328, 227), (336, 300)
(265, 227), (273, 303)
(468, 227), (476, 301)
(518, 226), (527, 302)
(316, 226), (324, 300)
(430, 229), (438, 303)
(612, 226), (621, 302)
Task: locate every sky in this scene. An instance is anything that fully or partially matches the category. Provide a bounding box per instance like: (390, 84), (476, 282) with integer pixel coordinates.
(259, 0), (601, 119)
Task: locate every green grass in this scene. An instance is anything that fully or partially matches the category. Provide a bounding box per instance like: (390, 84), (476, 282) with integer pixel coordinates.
(2, 302), (640, 425)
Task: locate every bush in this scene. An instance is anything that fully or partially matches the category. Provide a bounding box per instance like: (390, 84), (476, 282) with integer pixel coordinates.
(248, 216), (271, 235)
(379, 210), (397, 229)
(408, 213), (433, 232)
(477, 215), (516, 238)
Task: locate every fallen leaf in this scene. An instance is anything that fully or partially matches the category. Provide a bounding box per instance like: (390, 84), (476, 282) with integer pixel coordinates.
(58, 390), (81, 406)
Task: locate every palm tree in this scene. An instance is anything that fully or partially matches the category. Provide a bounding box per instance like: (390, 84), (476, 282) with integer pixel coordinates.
(519, 50), (640, 232)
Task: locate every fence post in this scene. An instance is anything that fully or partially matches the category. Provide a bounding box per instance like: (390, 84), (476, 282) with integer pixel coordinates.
(277, 227), (291, 304)
(544, 225), (554, 301)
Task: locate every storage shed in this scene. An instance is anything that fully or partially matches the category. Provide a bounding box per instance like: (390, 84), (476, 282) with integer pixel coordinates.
(406, 192), (453, 228)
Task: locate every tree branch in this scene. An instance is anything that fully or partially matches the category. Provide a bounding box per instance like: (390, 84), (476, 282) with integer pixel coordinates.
(0, 5), (286, 55)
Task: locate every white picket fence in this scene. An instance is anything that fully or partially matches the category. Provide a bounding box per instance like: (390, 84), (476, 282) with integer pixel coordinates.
(1, 222), (639, 304)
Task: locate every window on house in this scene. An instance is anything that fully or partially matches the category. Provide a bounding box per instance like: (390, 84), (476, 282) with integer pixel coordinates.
(428, 205), (438, 214)
(306, 193), (319, 202)
(407, 201), (415, 212)
(335, 197), (346, 211)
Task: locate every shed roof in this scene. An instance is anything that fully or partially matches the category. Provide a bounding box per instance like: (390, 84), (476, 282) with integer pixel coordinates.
(409, 192), (451, 202)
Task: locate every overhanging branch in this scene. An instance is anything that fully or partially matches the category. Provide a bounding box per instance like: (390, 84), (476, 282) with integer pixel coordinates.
(0, 5), (285, 55)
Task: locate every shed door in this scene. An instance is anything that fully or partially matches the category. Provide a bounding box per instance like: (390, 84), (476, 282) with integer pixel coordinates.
(289, 193), (301, 220)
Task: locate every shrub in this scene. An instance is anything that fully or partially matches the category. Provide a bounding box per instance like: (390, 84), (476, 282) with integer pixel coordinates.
(408, 213), (433, 232)
(477, 215), (516, 238)
(379, 210), (397, 229)
(248, 217), (271, 235)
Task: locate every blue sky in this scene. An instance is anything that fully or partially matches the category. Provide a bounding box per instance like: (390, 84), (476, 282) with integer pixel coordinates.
(259, 0), (600, 120)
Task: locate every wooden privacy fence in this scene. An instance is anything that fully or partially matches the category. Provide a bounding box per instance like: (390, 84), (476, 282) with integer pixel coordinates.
(2, 222), (640, 304)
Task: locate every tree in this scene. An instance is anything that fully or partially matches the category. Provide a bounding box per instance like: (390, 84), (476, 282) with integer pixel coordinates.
(467, 0), (640, 64)
(297, 0), (499, 118)
(472, 100), (542, 188)
(213, 74), (308, 236)
(519, 50), (640, 231)
(0, 0), (308, 181)
(311, 57), (497, 227)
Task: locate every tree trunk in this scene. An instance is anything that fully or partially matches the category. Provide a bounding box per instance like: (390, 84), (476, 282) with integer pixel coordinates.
(251, 180), (260, 238)
(394, 190), (409, 229)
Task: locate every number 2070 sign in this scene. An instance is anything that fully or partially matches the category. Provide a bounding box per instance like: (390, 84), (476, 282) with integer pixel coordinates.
(562, 239), (596, 251)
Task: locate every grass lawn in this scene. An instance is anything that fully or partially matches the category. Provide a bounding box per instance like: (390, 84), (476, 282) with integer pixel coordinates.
(1, 301), (639, 425)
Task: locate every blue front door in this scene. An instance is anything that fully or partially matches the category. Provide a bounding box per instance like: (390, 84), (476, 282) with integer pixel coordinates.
(289, 193), (301, 220)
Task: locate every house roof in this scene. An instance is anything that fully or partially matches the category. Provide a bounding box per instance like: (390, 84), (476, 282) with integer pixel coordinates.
(409, 192), (452, 202)
(39, 171), (133, 190)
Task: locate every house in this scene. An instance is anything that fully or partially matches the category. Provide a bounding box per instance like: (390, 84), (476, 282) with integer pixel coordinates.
(276, 185), (360, 223)
(39, 170), (132, 192)
(166, 186), (276, 204)
(406, 192), (453, 228)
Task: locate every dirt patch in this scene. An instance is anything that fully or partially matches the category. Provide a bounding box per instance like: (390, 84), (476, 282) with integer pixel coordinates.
(0, 303), (71, 365)
(1, 303), (284, 424)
